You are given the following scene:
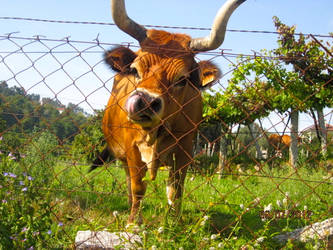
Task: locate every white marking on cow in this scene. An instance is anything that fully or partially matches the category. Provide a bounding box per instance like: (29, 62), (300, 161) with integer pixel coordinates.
(166, 185), (174, 206)
(137, 142), (153, 170)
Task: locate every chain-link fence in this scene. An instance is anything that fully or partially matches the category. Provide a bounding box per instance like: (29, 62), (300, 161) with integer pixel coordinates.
(0, 23), (332, 249)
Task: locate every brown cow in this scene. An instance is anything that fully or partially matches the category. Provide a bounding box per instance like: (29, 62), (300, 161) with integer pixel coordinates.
(93, 0), (246, 224)
(268, 134), (292, 158)
(269, 134), (292, 148)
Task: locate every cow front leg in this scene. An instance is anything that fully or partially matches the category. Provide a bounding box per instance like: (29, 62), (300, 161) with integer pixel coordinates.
(124, 167), (132, 208)
(126, 147), (147, 224)
(166, 156), (188, 218)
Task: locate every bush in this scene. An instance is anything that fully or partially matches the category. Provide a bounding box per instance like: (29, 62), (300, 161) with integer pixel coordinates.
(69, 111), (104, 163)
(0, 131), (24, 160)
(23, 130), (58, 186)
(192, 153), (219, 175)
(0, 154), (59, 248)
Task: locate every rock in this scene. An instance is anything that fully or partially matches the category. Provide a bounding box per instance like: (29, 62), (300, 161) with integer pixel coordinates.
(75, 231), (142, 249)
(274, 218), (333, 243)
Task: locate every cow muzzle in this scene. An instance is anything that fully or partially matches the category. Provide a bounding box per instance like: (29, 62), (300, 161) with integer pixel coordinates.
(125, 90), (163, 125)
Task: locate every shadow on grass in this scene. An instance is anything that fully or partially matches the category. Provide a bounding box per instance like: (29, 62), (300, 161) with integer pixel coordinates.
(207, 210), (264, 237)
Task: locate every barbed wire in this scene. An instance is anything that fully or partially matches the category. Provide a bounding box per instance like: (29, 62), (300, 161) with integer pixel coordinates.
(1, 34), (331, 63)
(1, 16), (332, 38)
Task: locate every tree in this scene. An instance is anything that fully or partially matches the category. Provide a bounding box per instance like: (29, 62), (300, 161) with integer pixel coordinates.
(273, 16), (333, 156)
(231, 53), (307, 168)
(202, 77), (273, 176)
(0, 83), (89, 153)
(236, 123), (266, 162)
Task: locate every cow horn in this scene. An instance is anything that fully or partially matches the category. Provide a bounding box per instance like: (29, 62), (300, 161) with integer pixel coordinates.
(112, 0), (147, 42)
(190, 0), (246, 51)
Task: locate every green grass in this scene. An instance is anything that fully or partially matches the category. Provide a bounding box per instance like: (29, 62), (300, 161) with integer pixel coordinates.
(1, 150), (331, 249)
(48, 162), (332, 249)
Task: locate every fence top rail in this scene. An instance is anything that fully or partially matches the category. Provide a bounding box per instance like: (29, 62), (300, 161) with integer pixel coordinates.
(1, 34), (331, 63)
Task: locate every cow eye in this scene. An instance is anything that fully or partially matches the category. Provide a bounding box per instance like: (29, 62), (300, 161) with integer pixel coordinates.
(129, 67), (140, 78)
(175, 77), (187, 87)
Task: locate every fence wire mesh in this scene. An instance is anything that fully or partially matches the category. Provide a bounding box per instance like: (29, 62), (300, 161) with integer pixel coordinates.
(0, 26), (332, 249)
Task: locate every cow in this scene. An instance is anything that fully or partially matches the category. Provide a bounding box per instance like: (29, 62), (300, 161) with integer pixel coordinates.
(268, 134), (293, 158)
(93, 0), (246, 224)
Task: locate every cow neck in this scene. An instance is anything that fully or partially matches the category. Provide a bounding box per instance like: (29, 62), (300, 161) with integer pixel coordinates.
(140, 124), (167, 145)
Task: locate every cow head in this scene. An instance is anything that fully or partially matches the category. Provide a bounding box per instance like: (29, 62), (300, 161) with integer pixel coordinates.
(104, 36), (221, 130)
(106, 0), (245, 130)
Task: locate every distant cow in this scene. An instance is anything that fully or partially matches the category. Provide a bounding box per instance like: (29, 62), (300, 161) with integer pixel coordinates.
(269, 134), (291, 148)
(92, 0), (246, 223)
(268, 134), (295, 158)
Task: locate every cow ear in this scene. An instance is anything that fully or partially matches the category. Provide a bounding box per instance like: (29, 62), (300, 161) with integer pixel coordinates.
(198, 61), (221, 89)
(104, 47), (137, 74)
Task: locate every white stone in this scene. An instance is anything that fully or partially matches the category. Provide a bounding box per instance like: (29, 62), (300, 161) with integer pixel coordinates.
(75, 231), (142, 249)
(274, 218), (333, 243)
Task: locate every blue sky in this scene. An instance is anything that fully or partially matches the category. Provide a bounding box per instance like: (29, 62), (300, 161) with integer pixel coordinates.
(1, 0), (333, 52)
(1, 0), (332, 131)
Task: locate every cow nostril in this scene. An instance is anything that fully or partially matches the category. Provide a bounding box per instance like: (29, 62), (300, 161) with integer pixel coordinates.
(150, 98), (162, 113)
(136, 97), (146, 111)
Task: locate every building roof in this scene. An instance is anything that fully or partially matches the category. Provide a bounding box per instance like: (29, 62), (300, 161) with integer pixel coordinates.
(301, 123), (333, 133)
